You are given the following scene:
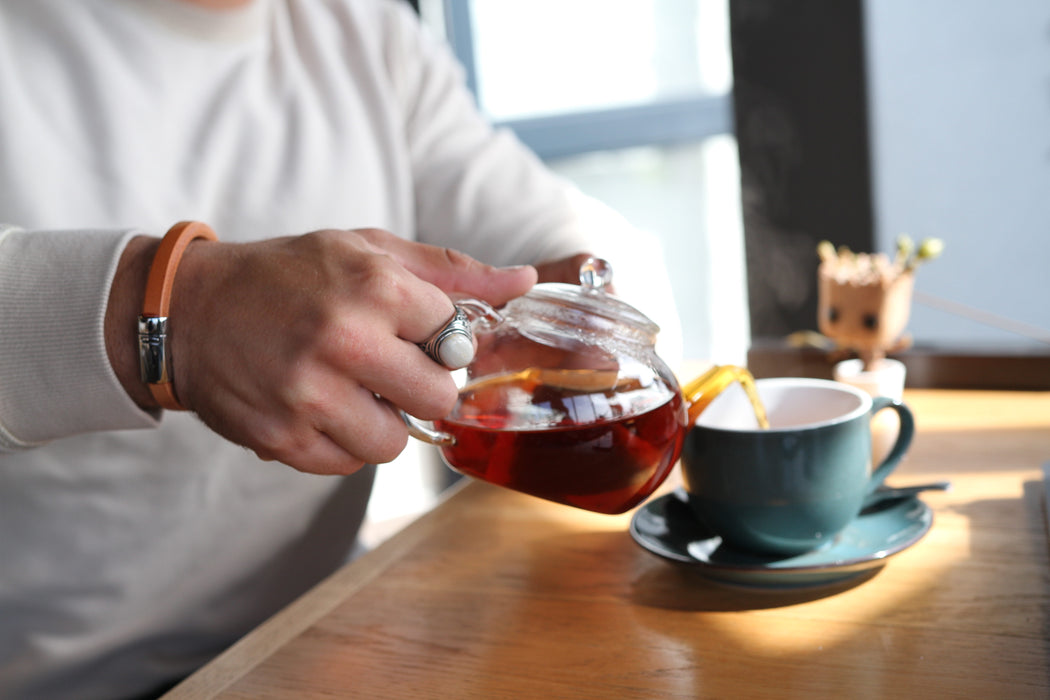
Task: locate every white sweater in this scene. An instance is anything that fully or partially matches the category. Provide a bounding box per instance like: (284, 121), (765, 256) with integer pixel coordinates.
(0, 0), (680, 697)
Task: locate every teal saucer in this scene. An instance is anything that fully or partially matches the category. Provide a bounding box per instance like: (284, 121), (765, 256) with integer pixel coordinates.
(630, 489), (933, 589)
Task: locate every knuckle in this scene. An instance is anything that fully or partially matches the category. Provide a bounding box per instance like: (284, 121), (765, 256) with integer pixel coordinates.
(353, 227), (392, 246)
(274, 363), (323, 409)
(293, 229), (339, 258)
(252, 419), (306, 461)
(319, 322), (377, 369)
(358, 256), (411, 309)
(442, 246), (479, 270)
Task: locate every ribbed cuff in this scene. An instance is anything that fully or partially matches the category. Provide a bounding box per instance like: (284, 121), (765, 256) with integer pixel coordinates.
(0, 226), (159, 451)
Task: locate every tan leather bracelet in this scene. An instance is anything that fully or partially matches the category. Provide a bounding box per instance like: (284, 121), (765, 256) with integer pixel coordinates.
(138, 221), (217, 410)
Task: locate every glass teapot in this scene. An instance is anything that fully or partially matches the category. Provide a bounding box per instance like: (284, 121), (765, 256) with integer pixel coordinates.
(404, 258), (765, 514)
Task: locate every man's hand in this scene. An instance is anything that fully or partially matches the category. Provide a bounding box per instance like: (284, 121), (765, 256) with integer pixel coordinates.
(106, 228), (536, 475)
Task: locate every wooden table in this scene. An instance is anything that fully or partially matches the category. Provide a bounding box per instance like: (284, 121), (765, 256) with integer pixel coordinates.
(167, 390), (1050, 699)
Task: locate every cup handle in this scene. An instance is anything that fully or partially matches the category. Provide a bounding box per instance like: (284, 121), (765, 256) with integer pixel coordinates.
(865, 396), (915, 494)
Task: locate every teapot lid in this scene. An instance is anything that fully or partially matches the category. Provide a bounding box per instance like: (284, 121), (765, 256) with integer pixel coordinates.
(518, 258), (660, 340)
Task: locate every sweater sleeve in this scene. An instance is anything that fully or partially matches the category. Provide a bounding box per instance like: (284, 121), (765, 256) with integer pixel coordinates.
(377, 1), (684, 367)
(0, 225), (159, 452)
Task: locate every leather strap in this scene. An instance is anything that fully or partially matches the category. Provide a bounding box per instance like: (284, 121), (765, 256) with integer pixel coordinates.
(141, 221), (217, 410)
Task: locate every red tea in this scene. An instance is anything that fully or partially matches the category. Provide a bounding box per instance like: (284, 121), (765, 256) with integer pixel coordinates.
(435, 372), (686, 514)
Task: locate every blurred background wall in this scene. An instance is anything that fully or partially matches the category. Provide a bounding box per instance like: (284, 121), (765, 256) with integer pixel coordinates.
(864, 0), (1050, 350)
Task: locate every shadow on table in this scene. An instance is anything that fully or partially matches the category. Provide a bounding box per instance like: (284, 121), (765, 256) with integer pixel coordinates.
(628, 563), (881, 612)
(628, 476), (1049, 614)
(622, 475), (1050, 685)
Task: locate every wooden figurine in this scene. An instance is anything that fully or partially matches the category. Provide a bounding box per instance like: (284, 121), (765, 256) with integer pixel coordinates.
(817, 237), (943, 370)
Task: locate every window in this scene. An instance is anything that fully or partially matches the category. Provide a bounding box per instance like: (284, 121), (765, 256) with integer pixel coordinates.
(421, 0), (748, 364)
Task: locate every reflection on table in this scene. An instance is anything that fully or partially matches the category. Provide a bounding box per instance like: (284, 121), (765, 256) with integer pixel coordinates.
(166, 389), (1050, 699)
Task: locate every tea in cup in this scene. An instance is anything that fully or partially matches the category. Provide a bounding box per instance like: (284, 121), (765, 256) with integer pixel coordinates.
(680, 377), (914, 556)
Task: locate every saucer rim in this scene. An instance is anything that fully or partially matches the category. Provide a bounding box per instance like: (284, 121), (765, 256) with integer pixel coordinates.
(629, 488), (933, 578)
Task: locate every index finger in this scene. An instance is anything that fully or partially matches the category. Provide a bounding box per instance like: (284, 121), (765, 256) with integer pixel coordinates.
(355, 229), (537, 305)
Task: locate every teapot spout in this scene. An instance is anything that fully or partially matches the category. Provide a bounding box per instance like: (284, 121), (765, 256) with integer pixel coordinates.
(681, 365), (770, 428)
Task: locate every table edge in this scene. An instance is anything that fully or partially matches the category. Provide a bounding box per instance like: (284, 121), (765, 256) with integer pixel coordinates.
(162, 478), (476, 699)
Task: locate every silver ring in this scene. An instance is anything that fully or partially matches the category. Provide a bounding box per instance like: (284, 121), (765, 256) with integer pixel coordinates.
(418, 306), (474, 369)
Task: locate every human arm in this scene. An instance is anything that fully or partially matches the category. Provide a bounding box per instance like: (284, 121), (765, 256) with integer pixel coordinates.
(0, 226), (161, 452)
(3, 224), (536, 474)
(376, 2), (683, 362)
(109, 227), (536, 475)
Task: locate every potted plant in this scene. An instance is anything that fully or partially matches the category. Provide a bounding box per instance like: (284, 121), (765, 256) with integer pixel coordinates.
(815, 236), (943, 462)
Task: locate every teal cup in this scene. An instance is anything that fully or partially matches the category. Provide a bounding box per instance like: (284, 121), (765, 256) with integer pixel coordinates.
(680, 377), (915, 556)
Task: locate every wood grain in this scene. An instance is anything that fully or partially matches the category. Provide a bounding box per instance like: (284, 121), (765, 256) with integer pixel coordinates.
(166, 389), (1050, 699)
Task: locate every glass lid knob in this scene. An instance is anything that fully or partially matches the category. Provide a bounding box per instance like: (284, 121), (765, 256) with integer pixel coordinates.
(579, 257), (613, 292)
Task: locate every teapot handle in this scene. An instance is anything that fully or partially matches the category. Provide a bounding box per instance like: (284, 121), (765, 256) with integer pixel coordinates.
(400, 298), (504, 447)
(452, 297), (503, 331)
(401, 412), (455, 446)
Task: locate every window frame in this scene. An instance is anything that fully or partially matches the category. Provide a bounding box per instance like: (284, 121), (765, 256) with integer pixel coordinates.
(439, 0), (733, 160)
